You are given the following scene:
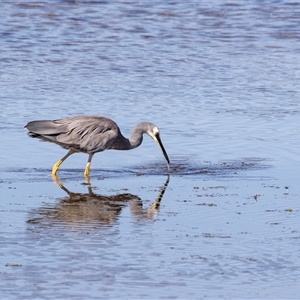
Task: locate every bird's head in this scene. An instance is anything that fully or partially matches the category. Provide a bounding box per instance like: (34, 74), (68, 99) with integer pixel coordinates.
(146, 124), (170, 165)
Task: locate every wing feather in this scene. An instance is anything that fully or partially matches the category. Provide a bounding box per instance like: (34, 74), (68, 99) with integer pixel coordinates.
(25, 116), (120, 153)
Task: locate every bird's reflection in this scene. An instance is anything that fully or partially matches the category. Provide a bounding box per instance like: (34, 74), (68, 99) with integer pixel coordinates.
(27, 176), (170, 229)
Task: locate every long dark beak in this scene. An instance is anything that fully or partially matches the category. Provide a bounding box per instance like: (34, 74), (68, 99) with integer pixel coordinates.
(154, 134), (170, 165)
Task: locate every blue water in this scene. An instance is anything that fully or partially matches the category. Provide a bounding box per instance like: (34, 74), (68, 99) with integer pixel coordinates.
(1, 0), (300, 298)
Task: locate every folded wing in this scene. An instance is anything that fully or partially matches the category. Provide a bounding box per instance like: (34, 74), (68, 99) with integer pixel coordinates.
(25, 116), (120, 153)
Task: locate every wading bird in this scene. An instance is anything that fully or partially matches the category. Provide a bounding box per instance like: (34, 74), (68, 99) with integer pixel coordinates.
(25, 116), (170, 177)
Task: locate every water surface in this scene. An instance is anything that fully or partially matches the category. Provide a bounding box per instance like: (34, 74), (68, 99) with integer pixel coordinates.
(1, 0), (300, 298)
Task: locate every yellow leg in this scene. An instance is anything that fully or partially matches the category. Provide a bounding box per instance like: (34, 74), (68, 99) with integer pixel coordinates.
(52, 160), (63, 176)
(84, 162), (91, 177)
(51, 173), (63, 188)
(83, 153), (94, 178)
(51, 149), (75, 176)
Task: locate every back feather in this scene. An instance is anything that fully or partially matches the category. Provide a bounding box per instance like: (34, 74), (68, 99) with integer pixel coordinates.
(24, 116), (122, 153)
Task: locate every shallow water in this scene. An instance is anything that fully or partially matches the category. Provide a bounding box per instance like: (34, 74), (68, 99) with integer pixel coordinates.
(1, 0), (300, 298)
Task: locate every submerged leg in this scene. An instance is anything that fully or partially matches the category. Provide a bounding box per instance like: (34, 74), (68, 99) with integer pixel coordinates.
(84, 153), (94, 178)
(52, 149), (75, 176)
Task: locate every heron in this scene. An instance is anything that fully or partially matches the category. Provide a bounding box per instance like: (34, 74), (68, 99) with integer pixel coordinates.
(24, 116), (170, 177)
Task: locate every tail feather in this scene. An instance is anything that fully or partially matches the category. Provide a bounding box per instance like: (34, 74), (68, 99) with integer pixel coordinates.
(25, 120), (67, 135)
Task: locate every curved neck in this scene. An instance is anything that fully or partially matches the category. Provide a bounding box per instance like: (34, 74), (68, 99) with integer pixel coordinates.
(128, 124), (144, 149)
(110, 124), (145, 150)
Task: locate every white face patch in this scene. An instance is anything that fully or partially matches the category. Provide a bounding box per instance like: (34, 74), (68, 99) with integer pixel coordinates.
(152, 126), (159, 135)
(148, 126), (160, 140)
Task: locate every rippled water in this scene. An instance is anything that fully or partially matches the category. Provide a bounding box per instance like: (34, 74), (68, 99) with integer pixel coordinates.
(1, 0), (300, 298)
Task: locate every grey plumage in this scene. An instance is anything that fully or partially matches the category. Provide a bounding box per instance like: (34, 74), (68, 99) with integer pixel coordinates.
(25, 116), (170, 177)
